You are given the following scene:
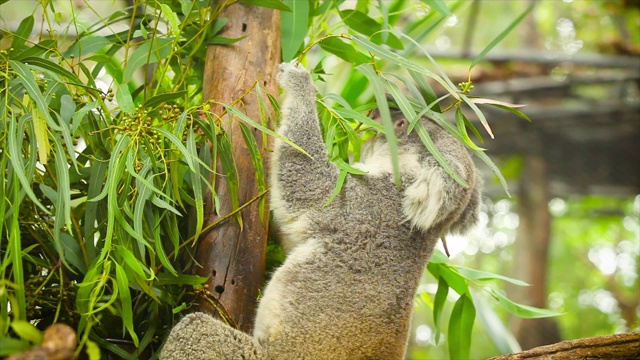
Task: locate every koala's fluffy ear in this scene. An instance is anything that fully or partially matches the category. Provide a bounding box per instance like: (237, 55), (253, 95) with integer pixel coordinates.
(402, 157), (481, 235)
(402, 163), (448, 233)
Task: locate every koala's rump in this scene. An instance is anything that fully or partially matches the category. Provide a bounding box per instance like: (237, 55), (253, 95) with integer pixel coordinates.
(255, 229), (431, 360)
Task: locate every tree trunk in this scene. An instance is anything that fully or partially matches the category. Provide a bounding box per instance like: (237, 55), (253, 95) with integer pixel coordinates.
(195, 1), (280, 333)
(489, 332), (640, 359)
(510, 151), (562, 349)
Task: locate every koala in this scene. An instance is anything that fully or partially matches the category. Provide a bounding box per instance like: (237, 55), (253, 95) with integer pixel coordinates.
(160, 62), (481, 360)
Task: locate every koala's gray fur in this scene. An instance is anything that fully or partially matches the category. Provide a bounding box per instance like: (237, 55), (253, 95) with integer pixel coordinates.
(160, 62), (482, 360)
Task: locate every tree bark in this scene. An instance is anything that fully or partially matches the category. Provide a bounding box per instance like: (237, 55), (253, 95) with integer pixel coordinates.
(489, 332), (640, 359)
(510, 150), (561, 349)
(195, 1), (280, 333)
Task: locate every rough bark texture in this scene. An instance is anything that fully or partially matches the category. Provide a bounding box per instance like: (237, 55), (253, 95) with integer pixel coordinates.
(510, 151), (562, 349)
(489, 332), (640, 359)
(195, 2), (280, 333)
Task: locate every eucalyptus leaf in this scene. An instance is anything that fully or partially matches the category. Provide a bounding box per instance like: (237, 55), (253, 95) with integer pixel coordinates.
(240, 0), (291, 11)
(319, 37), (369, 64)
(281, 0), (309, 61)
(10, 321), (42, 345)
(433, 276), (449, 343)
(10, 16), (34, 51)
(448, 294), (475, 359)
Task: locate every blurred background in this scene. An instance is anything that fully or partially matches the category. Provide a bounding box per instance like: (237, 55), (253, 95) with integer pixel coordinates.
(405, 0), (640, 358)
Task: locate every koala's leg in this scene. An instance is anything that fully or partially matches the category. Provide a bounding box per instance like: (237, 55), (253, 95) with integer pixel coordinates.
(160, 313), (265, 360)
(271, 62), (339, 211)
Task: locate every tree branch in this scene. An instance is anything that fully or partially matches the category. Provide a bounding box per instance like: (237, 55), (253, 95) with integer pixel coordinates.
(489, 332), (640, 359)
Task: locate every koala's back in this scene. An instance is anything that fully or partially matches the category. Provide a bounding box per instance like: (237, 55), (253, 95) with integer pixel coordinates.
(255, 175), (438, 360)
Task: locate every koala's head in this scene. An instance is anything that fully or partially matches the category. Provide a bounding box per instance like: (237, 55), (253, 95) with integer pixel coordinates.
(357, 108), (441, 179)
(358, 106), (477, 234)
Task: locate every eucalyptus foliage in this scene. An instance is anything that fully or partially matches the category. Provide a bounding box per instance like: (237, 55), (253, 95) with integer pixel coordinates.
(0, 0), (552, 359)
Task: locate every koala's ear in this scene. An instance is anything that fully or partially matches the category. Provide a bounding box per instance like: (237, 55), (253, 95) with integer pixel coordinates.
(402, 165), (447, 233)
(369, 108), (381, 120)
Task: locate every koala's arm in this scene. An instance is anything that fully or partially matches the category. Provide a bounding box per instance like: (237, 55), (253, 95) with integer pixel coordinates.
(160, 313), (265, 360)
(403, 127), (481, 234)
(271, 62), (339, 211)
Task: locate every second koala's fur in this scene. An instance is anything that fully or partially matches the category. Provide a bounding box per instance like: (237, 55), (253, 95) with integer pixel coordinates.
(160, 62), (481, 360)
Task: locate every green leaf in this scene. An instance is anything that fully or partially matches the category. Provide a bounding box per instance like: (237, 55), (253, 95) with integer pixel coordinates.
(239, 121), (267, 198)
(7, 114), (49, 214)
(143, 90), (187, 108)
(489, 288), (562, 318)
(159, 4), (180, 37)
(32, 108), (50, 165)
(210, 18), (228, 36)
(11, 321), (43, 344)
(64, 36), (113, 58)
(456, 266), (529, 286)
(13, 39), (55, 61)
(414, 121), (468, 187)
(157, 273), (209, 285)
(60, 233), (87, 273)
(52, 138), (74, 270)
(281, 0), (309, 61)
(437, 263), (469, 295)
(0, 338), (32, 356)
(356, 63), (401, 188)
(9, 60), (57, 133)
(85, 340), (101, 360)
(180, 0), (195, 15)
(429, 249), (451, 264)
(151, 195), (182, 216)
(484, 103), (532, 122)
(473, 291), (522, 354)
(421, 0), (452, 17)
(459, 93), (493, 138)
(474, 147), (511, 196)
(350, 35), (457, 95)
(172, 303), (188, 314)
(22, 56), (83, 84)
(208, 36), (248, 45)
(448, 294), (475, 360)
(223, 104), (310, 157)
(83, 155), (107, 259)
(340, 10), (403, 49)
(342, 10), (380, 36)
(115, 246), (151, 280)
(240, 0), (291, 11)
(455, 107), (484, 151)
(10, 15), (34, 50)
(116, 83), (135, 114)
(115, 263), (139, 346)
(153, 127), (198, 172)
(433, 276), (448, 343)
(323, 166), (348, 206)
(123, 38), (173, 83)
(383, 77), (417, 123)
(319, 37), (369, 65)
(470, 3), (534, 69)
(59, 94), (76, 125)
(154, 227), (177, 275)
(186, 128), (204, 238)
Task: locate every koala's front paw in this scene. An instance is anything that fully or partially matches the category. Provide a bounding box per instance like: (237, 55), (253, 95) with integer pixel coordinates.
(277, 60), (316, 96)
